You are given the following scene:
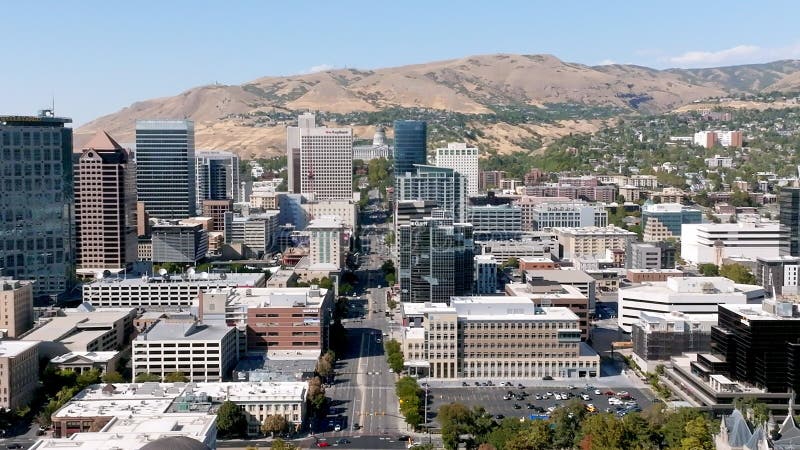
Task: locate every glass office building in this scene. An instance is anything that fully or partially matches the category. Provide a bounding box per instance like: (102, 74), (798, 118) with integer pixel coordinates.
(135, 120), (196, 219)
(396, 165), (468, 223)
(393, 120), (427, 178)
(780, 187), (800, 256)
(195, 150), (240, 211)
(0, 112), (74, 298)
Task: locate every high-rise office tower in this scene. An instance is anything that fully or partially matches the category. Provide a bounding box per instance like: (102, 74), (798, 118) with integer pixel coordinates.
(0, 111), (74, 298)
(195, 150), (240, 210)
(74, 131), (137, 275)
(300, 127), (353, 200)
(287, 113), (316, 194)
(393, 120), (427, 178)
(397, 211), (473, 303)
(135, 120), (195, 219)
(780, 187), (800, 256)
(396, 165), (468, 222)
(435, 142), (479, 196)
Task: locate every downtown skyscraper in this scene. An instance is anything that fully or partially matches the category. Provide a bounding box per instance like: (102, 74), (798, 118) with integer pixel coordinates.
(0, 111), (74, 298)
(300, 126), (353, 201)
(135, 120), (196, 219)
(393, 120), (427, 178)
(195, 150), (240, 210)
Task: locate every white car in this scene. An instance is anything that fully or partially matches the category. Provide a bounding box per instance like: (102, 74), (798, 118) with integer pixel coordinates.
(581, 394), (590, 401)
(334, 424), (341, 432)
(594, 389), (601, 395)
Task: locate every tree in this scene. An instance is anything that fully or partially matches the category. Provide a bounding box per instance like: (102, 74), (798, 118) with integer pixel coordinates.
(680, 416), (714, 450)
(269, 439), (299, 450)
(318, 277), (334, 290)
(316, 351), (335, 378)
(134, 372), (161, 382)
(216, 400), (248, 438)
(164, 371), (189, 382)
(307, 376), (327, 413)
(101, 370), (125, 383)
(621, 413), (659, 450)
(505, 420), (553, 450)
(261, 414), (289, 437)
(659, 408), (705, 449)
(76, 369), (101, 388)
(501, 257), (520, 269)
(551, 400), (587, 449)
(385, 272), (396, 286)
(698, 263), (719, 277)
(577, 413), (624, 450)
(339, 283), (354, 296)
(381, 260), (395, 275)
(720, 263), (757, 284)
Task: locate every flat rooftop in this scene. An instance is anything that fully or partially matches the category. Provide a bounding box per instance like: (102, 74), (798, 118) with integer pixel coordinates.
(22, 308), (134, 343)
(526, 269), (595, 283)
(451, 297), (580, 321)
(721, 302), (800, 321)
(137, 319), (232, 341)
(222, 286), (330, 309)
(84, 272), (264, 287)
(0, 340), (38, 357)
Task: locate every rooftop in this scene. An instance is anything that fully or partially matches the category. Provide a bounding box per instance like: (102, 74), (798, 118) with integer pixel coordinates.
(525, 269), (595, 283)
(450, 297), (580, 321)
(721, 301), (800, 321)
(22, 308), (134, 343)
(84, 272), (264, 287)
(137, 319), (232, 342)
(554, 225), (637, 236)
(0, 340), (38, 357)
(51, 351), (119, 364)
(219, 286), (330, 309)
(306, 215), (344, 230)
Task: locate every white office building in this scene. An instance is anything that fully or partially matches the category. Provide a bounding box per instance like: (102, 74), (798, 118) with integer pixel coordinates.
(435, 143), (479, 196)
(681, 221), (786, 265)
(528, 202), (607, 231)
(223, 211), (280, 257)
(617, 276), (764, 332)
(307, 216), (347, 271)
(300, 127), (353, 200)
(132, 318), (238, 382)
(82, 272), (265, 308)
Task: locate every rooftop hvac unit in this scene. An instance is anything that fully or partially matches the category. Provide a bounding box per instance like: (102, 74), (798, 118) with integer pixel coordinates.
(776, 302), (794, 318)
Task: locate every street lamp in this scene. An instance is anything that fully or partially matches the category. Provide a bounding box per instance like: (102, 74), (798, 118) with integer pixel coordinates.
(423, 384), (430, 444)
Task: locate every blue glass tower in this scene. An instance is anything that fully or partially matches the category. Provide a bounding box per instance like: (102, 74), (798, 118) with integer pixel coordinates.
(393, 120), (427, 178)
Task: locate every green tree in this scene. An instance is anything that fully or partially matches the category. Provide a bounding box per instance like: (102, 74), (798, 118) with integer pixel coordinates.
(216, 400), (248, 438)
(381, 260), (396, 275)
(504, 420), (553, 450)
(680, 416), (714, 450)
(269, 438), (299, 450)
(101, 370), (126, 383)
(134, 372), (162, 382)
(262, 414), (289, 437)
(621, 413), (659, 450)
(698, 263), (719, 277)
(384, 231), (396, 246)
(501, 257), (520, 269)
(339, 283), (354, 296)
(720, 263), (757, 284)
(76, 368), (102, 388)
(659, 408), (705, 449)
(307, 376), (327, 413)
(577, 413), (625, 450)
(551, 400), (587, 449)
(317, 277), (334, 290)
(163, 371), (189, 382)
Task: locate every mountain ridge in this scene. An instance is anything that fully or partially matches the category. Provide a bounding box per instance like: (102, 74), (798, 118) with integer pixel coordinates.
(76, 54), (800, 157)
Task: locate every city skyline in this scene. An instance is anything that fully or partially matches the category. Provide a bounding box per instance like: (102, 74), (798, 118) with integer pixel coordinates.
(2, 1), (800, 125)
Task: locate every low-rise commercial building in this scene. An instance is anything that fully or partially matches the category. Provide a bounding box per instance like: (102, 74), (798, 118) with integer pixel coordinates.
(681, 221), (787, 265)
(523, 269), (597, 311)
(478, 239), (557, 265)
(555, 226), (637, 261)
(82, 272), (265, 308)
(132, 317), (238, 382)
(626, 268), (684, 284)
(466, 204), (522, 237)
(618, 277), (764, 332)
(401, 297), (599, 379)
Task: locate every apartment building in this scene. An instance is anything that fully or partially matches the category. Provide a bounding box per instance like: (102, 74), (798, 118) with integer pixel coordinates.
(82, 272), (265, 308)
(400, 297), (599, 379)
(0, 341), (38, 410)
(617, 276), (764, 332)
(0, 279), (34, 338)
(396, 165), (468, 223)
(132, 317), (238, 382)
(435, 143), (479, 196)
(524, 201), (608, 231)
(554, 226), (637, 261)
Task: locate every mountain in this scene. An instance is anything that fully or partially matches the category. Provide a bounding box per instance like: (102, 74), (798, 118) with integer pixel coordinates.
(76, 54), (800, 157)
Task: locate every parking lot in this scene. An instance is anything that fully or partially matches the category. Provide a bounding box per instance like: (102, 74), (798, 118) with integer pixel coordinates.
(426, 383), (654, 424)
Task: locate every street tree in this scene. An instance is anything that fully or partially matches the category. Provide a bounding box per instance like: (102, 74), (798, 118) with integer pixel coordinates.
(261, 414), (288, 437)
(216, 400), (248, 438)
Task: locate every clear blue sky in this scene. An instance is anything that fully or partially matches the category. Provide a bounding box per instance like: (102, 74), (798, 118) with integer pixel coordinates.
(3, 0), (799, 125)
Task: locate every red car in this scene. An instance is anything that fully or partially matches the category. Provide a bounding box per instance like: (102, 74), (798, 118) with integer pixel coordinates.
(316, 441), (330, 448)
(604, 391), (615, 396)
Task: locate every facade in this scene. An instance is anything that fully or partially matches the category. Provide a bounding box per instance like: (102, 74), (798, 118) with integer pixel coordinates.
(505, 282), (590, 341)
(0, 341), (38, 410)
(617, 277), (764, 332)
(523, 184), (617, 203)
(473, 254), (498, 295)
(397, 213), (474, 303)
(626, 269), (684, 284)
(151, 222), (208, 263)
(478, 239), (558, 265)
(396, 165), (468, 223)
(756, 256), (800, 297)
(21, 306), (136, 358)
(307, 216), (346, 271)
(75, 132), (137, 276)
(466, 204), (522, 237)
(705, 154), (735, 168)
(395, 200), (438, 229)
(0, 279), (34, 338)
(521, 201), (607, 231)
(0, 112), (74, 298)
(631, 311), (714, 372)
(479, 170), (505, 191)
(223, 211), (280, 257)
(694, 130), (743, 148)
(393, 120), (427, 178)
(555, 226), (637, 261)
(82, 272), (265, 308)
(780, 187), (800, 257)
(286, 113), (316, 194)
(300, 127), (353, 200)
(629, 242), (662, 269)
(301, 199), (358, 231)
(203, 286), (334, 354)
(50, 351), (121, 375)
(401, 298), (599, 379)
(132, 317), (238, 382)
(435, 143), (479, 196)
(135, 120), (196, 219)
(201, 199), (233, 232)
(641, 202), (702, 242)
(681, 221), (787, 265)
(195, 150), (239, 210)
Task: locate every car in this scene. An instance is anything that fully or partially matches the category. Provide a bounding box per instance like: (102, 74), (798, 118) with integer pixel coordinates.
(353, 423), (361, 430)
(462, 381), (470, 387)
(503, 395), (512, 400)
(494, 414), (505, 420)
(397, 435), (411, 442)
(334, 424), (342, 431)
(526, 403), (535, 409)
(545, 392), (553, 397)
(535, 394), (542, 400)
(605, 391), (615, 396)
(543, 375), (554, 381)
(474, 381), (481, 386)
(316, 442), (330, 448)
(581, 394), (590, 401)
(513, 403), (522, 409)
(594, 389), (602, 395)
(338, 438), (351, 444)
(6, 445), (22, 450)
(568, 385), (576, 390)
(518, 383), (525, 389)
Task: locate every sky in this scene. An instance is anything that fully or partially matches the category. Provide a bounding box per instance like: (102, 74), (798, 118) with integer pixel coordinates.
(3, 0), (800, 126)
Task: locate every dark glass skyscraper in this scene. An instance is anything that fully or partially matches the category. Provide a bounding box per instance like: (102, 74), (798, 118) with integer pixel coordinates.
(0, 111), (74, 298)
(135, 120), (196, 219)
(780, 187), (800, 256)
(393, 120), (427, 178)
